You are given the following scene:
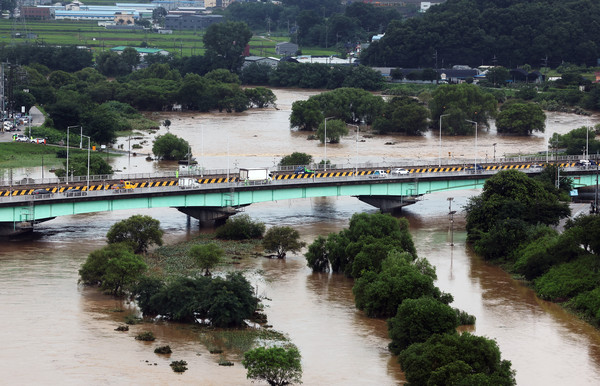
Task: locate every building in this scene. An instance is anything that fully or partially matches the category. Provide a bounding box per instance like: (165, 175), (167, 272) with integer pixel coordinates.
(243, 56), (279, 68)
(164, 13), (222, 30)
(275, 42), (298, 56)
(110, 46), (170, 57)
(21, 6), (52, 19)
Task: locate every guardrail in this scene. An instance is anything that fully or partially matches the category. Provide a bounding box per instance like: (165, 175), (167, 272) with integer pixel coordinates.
(0, 166), (572, 204)
(0, 155), (593, 190)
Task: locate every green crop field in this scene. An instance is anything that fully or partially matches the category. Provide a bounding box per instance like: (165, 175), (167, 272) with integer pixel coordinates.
(0, 19), (334, 58)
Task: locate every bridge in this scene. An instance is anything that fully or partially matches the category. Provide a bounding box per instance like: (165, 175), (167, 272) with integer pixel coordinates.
(0, 160), (598, 236)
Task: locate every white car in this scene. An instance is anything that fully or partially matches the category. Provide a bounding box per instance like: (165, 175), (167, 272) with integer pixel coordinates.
(14, 134), (28, 142)
(391, 168), (409, 176)
(369, 170), (388, 178)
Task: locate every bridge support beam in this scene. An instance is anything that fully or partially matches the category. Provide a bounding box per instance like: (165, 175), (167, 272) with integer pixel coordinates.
(175, 206), (243, 225)
(357, 195), (418, 213)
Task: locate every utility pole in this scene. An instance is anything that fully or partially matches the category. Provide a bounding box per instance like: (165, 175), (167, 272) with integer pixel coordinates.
(448, 197), (455, 246)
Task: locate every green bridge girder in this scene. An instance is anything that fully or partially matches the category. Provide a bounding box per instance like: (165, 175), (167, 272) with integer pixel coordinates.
(0, 170), (596, 226)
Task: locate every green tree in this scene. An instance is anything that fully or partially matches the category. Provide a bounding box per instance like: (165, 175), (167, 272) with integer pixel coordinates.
(152, 132), (189, 160)
(289, 98), (323, 131)
(215, 214), (266, 240)
(121, 47), (140, 72)
(372, 96), (429, 135)
(387, 296), (459, 355)
(54, 153), (113, 178)
(190, 243), (224, 276)
(304, 235), (329, 272)
(496, 102), (546, 135)
(280, 152), (313, 166)
(353, 251), (442, 318)
(486, 66), (510, 86)
(81, 103), (124, 144)
(398, 332), (516, 386)
(429, 83), (498, 135)
(316, 118), (348, 144)
(203, 21), (253, 72)
(244, 87), (277, 108)
(243, 346), (303, 386)
(103, 249), (148, 295)
(79, 242), (147, 296)
(106, 215), (164, 254)
(465, 170), (571, 247)
(263, 226), (306, 259)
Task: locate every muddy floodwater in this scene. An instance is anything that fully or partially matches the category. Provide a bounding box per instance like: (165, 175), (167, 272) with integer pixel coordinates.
(2, 88), (600, 385)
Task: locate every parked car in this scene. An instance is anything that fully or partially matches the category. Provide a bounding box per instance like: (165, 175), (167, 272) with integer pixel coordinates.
(30, 138), (46, 144)
(369, 170), (388, 178)
(14, 134), (28, 142)
(529, 164), (543, 170)
(391, 168), (409, 176)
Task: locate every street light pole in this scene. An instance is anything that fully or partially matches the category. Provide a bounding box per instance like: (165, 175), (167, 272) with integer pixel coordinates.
(466, 120), (478, 170)
(439, 114), (449, 167)
(493, 143), (497, 162)
(66, 125), (80, 184)
(324, 116), (335, 171)
(348, 124), (359, 173)
(81, 134), (91, 191)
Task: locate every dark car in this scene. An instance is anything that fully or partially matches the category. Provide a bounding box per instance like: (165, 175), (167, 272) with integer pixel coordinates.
(31, 188), (52, 196)
(295, 166), (314, 175)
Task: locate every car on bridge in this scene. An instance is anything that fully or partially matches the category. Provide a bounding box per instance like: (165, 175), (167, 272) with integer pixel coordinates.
(369, 170), (388, 178)
(295, 166), (314, 174)
(31, 188), (53, 196)
(391, 168), (409, 176)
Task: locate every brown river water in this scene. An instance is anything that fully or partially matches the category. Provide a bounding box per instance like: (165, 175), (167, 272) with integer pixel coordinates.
(2, 88), (600, 385)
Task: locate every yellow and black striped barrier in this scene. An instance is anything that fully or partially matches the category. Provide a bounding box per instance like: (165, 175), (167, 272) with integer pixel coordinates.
(0, 163), (583, 196)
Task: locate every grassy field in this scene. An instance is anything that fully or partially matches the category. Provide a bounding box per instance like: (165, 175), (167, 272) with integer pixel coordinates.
(0, 19), (336, 58)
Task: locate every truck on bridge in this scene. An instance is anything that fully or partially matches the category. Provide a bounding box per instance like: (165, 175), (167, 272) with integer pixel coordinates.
(240, 168), (272, 184)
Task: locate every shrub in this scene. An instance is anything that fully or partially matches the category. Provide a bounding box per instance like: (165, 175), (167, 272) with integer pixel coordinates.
(154, 345), (172, 354)
(534, 255), (600, 301)
(170, 360), (188, 373)
(135, 331), (156, 341)
(215, 214), (265, 240)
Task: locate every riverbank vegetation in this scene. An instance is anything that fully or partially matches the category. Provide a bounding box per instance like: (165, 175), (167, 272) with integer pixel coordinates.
(465, 169), (600, 328)
(304, 212), (515, 383)
(78, 213), (301, 377)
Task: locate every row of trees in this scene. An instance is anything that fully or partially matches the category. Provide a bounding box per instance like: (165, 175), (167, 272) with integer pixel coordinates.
(361, 0), (600, 68)
(221, 1), (402, 49)
(304, 212), (515, 383)
(20, 62), (276, 145)
(242, 61), (384, 91)
(466, 169), (600, 326)
(290, 84), (546, 137)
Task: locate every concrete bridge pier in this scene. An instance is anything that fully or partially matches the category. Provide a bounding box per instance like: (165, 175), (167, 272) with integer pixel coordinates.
(0, 220), (34, 237)
(176, 206), (244, 226)
(357, 195), (418, 213)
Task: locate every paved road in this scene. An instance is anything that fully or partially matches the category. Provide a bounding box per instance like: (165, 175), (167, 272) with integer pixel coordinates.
(0, 106), (44, 142)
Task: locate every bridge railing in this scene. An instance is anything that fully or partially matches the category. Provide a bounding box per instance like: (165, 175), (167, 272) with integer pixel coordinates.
(4, 166), (585, 204)
(0, 154), (593, 188)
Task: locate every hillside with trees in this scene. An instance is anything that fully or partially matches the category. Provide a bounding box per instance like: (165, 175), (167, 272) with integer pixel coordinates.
(361, 0), (600, 68)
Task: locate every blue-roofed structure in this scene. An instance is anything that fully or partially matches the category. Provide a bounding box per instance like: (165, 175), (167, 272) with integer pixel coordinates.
(54, 10), (139, 20)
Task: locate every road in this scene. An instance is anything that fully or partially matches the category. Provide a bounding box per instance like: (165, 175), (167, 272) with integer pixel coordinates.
(0, 106), (44, 142)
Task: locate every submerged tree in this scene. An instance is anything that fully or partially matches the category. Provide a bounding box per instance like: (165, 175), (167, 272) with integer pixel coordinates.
(263, 226), (306, 258)
(243, 346), (303, 386)
(106, 215), (164, 254)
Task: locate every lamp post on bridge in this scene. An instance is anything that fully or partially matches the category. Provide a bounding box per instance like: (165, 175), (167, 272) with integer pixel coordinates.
(81, 134), (91, 192)
(348, 124), (359, 174)
(324, 116), (335, 172)
(439, 114), (450, 167)
(66, 125), (81, 184)
(465, 120), (478, 170)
